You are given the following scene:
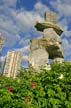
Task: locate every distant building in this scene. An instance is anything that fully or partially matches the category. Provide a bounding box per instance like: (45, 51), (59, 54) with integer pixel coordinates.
(3, 51), (21, 78)
(0, 34), (4, 68)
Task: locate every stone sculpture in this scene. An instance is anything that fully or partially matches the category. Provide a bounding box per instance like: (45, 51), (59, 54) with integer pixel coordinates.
(29, 9), (64, 71)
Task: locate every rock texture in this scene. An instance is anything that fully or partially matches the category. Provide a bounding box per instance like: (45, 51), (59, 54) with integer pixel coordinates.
(43, 28), (61, 43)
(35, 21), (63, 35)
(44, 9), (57, 23)
(29, 9), (64, 71)
(29, 48), (49, 71)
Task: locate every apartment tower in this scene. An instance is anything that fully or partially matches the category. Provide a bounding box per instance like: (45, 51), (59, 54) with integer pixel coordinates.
(3, 51), (21, 78)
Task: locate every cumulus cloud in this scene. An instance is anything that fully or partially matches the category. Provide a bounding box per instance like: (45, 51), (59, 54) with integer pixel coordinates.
(0, 7), (21, 47)
(19, 38), (29, 46)
(63, 31), (71, 38)
(50, 0), (71, 15)
(15, 45), (30, 61)
(62, 38), (71, 58)
(50, 0), (71, 25)
(18, 45), (30, 53)
(0, 1), (46, 48)
(16, 10), (43, 28)
(34, 1), (48, 15)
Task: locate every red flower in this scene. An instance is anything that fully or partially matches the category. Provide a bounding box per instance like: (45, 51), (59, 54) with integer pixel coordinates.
(7, 86), (13, 92)
(25, 96), (29, 103)
(31, 81), (36, 88)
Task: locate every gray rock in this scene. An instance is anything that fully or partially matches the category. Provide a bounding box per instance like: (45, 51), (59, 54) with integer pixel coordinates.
(29, 9), (64, 71)
(29, 48), (49, 71)
(46, 41), (64, 59)
(30, 38), (48, 51)
(35, 21), (63, 35)
(43, 28), (61, 43)
(44, 9), (57, 23)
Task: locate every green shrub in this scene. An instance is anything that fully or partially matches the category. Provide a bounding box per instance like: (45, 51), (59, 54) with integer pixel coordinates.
(0, 62), (71, 108)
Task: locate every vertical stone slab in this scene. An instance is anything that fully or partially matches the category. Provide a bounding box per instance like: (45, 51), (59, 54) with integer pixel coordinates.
(44, 10), (57, 23)
(29, 48), (49, 71)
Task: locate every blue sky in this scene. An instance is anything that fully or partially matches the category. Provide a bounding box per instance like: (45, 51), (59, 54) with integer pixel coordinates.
(0, 0), (71, 67)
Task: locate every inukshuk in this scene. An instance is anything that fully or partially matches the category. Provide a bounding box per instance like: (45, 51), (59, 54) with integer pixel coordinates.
(29, 9), (64, 71)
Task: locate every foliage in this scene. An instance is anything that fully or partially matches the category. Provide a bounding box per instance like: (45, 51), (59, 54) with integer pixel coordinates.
(0, 62), (71, 108)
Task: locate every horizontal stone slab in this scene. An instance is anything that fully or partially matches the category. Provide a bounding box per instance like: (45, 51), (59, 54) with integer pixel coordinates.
(35, 21), (63, 35)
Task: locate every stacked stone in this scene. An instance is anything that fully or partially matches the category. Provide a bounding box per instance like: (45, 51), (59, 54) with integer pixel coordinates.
(29, 10), (64, 71)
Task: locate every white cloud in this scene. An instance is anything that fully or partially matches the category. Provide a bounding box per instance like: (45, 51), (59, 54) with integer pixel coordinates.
(34, 1), (48, 15)
(62, 39), (71, 50)
(50, 0), (71, 16)
(63, 31), (71, 38)
(0, 29), (20, 47)
(20, 45), (30, 53)
(16, 10), (43, 28)
(0, 7), (22, 47)
(58, 19), (68, 31)
(0, 1), (46, 48)
(62, 38), (71, 57)
(15, 45), (30, 54)
(1, 56), (5, 62)
(50, 0), (71, 30)
(19, 38), (29, 46)
(22, 55), (28, 61)
(15, 45), (30, 62)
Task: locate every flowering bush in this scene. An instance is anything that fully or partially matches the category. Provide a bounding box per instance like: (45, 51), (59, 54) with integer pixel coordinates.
(7, 86), (13, 92)
(31, 81), (36, 88)
(0, 62), (71, 108)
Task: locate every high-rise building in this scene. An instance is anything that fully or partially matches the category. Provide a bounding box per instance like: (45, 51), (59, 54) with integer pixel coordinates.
(3, 51), (21, 78)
